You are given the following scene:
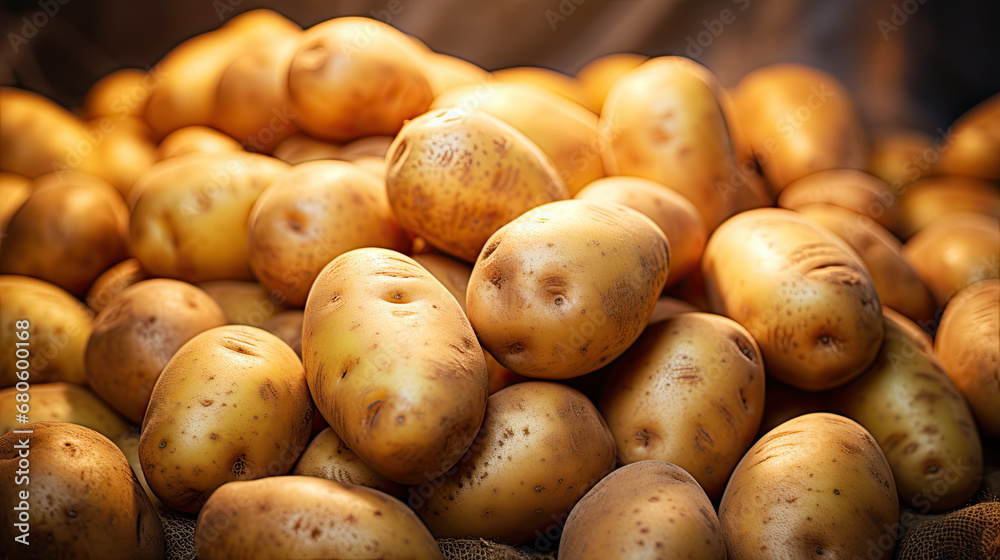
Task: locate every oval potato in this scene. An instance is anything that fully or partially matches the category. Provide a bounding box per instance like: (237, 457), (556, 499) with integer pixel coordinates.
(157, 125), (243, 160)
(897, 176), (1000, 239)
(936, 92), (1000, 180)
(0, 382), (130, 442)
(778, 169), (899, 234)
(575, 52), (647, 112)
(867, 129), (933, 187)
(86, 258), (148, 312)
(84, 68), (154, 120)
(492, 66), (597, 113)
(199, 280), (288, 327)
(292, 427), (404, 498)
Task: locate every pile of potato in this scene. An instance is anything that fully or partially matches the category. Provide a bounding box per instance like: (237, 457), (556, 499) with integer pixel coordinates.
(1, 9), (998, 560)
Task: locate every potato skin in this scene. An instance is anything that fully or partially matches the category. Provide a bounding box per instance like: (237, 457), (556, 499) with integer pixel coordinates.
(385, 107), (568, 262)
(897, 176), (1000, 239)
(575, 52), (647, 111)
(468, 200), (670, 379)
(85, 279), (228, 424)
(0, 382), (130, 441)
(410, 382), (616, 544)
(719, 413), (898, 560)
(0, 172), (31, 239)
(778, 169), (899, 234)
(84, 68), (152, 120)
(195, 476), (442, 560)
(703, 208), (883, 391)
(302, 248), (488, 484)
(292, 427), (405, 498)
(935, 280), (1000, 437)
(867, 129), (933, 187)
(86, 258), (148, 312)
(157, 125), (243, 159)
(0, 422), (164, 559)
(600, 313), (765, 499)
(139, 326), (313, 512)
(198, 280), (288, 327)
(936, 92), (1000, 181)
(261, 310), (304, 357)
(559, 461), (726, 560)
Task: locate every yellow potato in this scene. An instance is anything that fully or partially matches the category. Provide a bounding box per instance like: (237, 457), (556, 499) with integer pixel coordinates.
(719, 86), (777, 213)
(292, 427), (405, 497)
(198, 280), (288, 327)
(195, 476), (442, 560)
(719, 413), (898, 559)
(467, 200), (670, 379)
(600, 56), (739, 229)
(778, 169), (899, 234)
(338, 135), (395, 161)
(559, 461), (726, 559)
(423, 52), (490, 97)
(85, 258), (148, 312)
(157, 125), (243, 160)
(261, 310), (304, 357)
(271, 132), (341, 164)
(647, 296), (700, 324)
(411, 382), (616, 544)
(575, 52), (648, 112)
(0, 382), (130, 442)
(385, 107), (568, 262)
(248, 160), (411, 306)
(897, 176), (1000, 239)
(599, 313), (765, 499)
(703, 208), (883, 391)
(867, 128), (934, 187)
(302, 248), (488, 484)
(84, 68), (155, 120)
(129, 152), (289, 283)
(288, 17), (433, 142)
(936, 92), (1000, 180)
(492, 66), (598, 113)
(0, 172), (31, 244)
(935, 280), (1000, 437)
(575, 175), (706, 286)
(139, 325), (313, 512)
(91, 117), (158, 197)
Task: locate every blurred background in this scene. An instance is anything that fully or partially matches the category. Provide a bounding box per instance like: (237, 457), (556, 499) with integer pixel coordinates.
(1, 0), (998, 134)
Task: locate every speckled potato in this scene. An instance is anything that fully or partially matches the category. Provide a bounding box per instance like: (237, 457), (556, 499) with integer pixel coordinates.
(86, 258), (148, 312)
(385, 107), (568, 262)
(936, 93), (1000, 180)
(719, 413), (898, 560)
(139, 326), (313, 512)
(0, 382), (130, 442)
(195, 476), (442, 560)
(559, 461), (726, 560)
(248, 160), (410, 306)
(796, 204), (934, 326)
(85, 279), (227, 424)
(601, 56), (739, 229)
(0, 422), (163, 559)
(411, 382), (616, 544)
(302, 249), (488, 484)
(1, 171), (129, 296)
(575, 52), (647, 112)
(575, 175), (706, 286)
(733, 64), (869, 193)
(492, 66), (597, 113)
(468, 200), (670, 379)
(897, 176), (1000, 239)
(84, 68), (154, 120)
(599, 313), (764, 499)
(935, 280), (1000, 437)
(867, 129), (933, 187)
(901, 213), (1000, 307)
(0, 276), (93, 387)
(199, 280), (288, 327)
(261, 310), (304, 357)
(832, 310), (982, 510)
(778, 169), (899, 234)
(292, 427), (405, 497)
(129, 152), (289, 283)
(157, 125), (243, 159)
(703, 208), (883, 391)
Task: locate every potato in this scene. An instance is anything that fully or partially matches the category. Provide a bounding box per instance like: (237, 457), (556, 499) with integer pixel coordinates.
(901, 213), (1000, 307)
(719, 413), (898, 559)
(84, 68), (154, 120)
(129, 152), (289, 283)
(338, 135), (395, 161)
(897, 176), (1000, 239)
(599, 313), (765, 499)
(0, 172), (31, 241)
(733, 64), (869, 193)
(0, 382), (130, 441)
(867, 128), (933, 186)
(600, 56), (739, 229)
(576, 175), (707, 286)
(261, 310), (304, 357)
(423, 52), (490, 97)
(756, 377), (829, 437)
(467, 200), (670, 379)
(0, 422), (163, 559)
(575, 52), (648, 112)
(648, 296), (700, 324)
(832, 310), (982, 510)
(292, 427), (405, 497)
(157, 125), (243, 160)
(288, 17), (433, 142)
(248, 160), (411, 306)
(492, 66), (598, 113)
(199, 280), (288, 326)
(85, 279), (227, 424)
(385, 107), (568, 262)
(302, 248), (488, 484)
(410, 382), (616, 543)
(559, 461), (726, 559)
(703, 208), (883, 391)
(0, 276), (92, 387)
(936, 92), (1000, 180)
(935, 280), (1000, 437)
(777, 169), (899, 234)
(271, 132), (342, 164)
(195, 476), (442, 560)
(796, 204), (935, 326)
(432, 82), (603, 195)
(85, 258), (148, 312)
(0, 171), (129, 296)
(93, 117), (158, 197)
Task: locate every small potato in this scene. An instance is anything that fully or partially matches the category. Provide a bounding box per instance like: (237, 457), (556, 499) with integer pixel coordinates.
(468, 200), (670, 379)
(411, 382), (616, 544)
(576, 175), (707, 286)
(86, 258), (148, 312)
(599, 313), (765, 499)
(385, 107), (568, 262)
(129, 152), (289, 283)
(271, 132), (342, 164)
(601, 56), (739, 229)
(199, 280), (288, 326)
(0, 422), (164, 559)
(559, 461), (726, 560)
(0, 276), (93, 387)
(575, 52), (648, 112)
(0, 172), (31, 241)
(935, 280), (1000, 437)
(867, 128), (934, 187)
(292, 427), (404, 498)
(0, 382), (130, 441)
(936, 92), (1000, 181)
(195, 476), (442, 560)
(157, 125), (243, 159)
(704, 208), (883, 390)
(648, 296), (700, 324)
(248, 160), (411, 306)
(140, 326), (313, 512)
(719, 413), (898, 559)
(302, 249), (488, 484)
(288, 18), (433, 142)
(261, 310), (304, 357)
(338, 136), (395, 161)
(84, 68), (154, 120)
(901, 213), (1000, 307)
(778, 169), (899, 234)
(1, 171), (129, 296)
(897, 176), (1000, 239)
(423, 52), (490, 97)
(85, 279), (228, 424)
(492, 66), (598, 113)
(832, 310), (982, 510)
(92, 117), (158, 197)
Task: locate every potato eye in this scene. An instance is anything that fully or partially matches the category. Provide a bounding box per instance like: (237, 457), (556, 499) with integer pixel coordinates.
(554, 296), (564, 306)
